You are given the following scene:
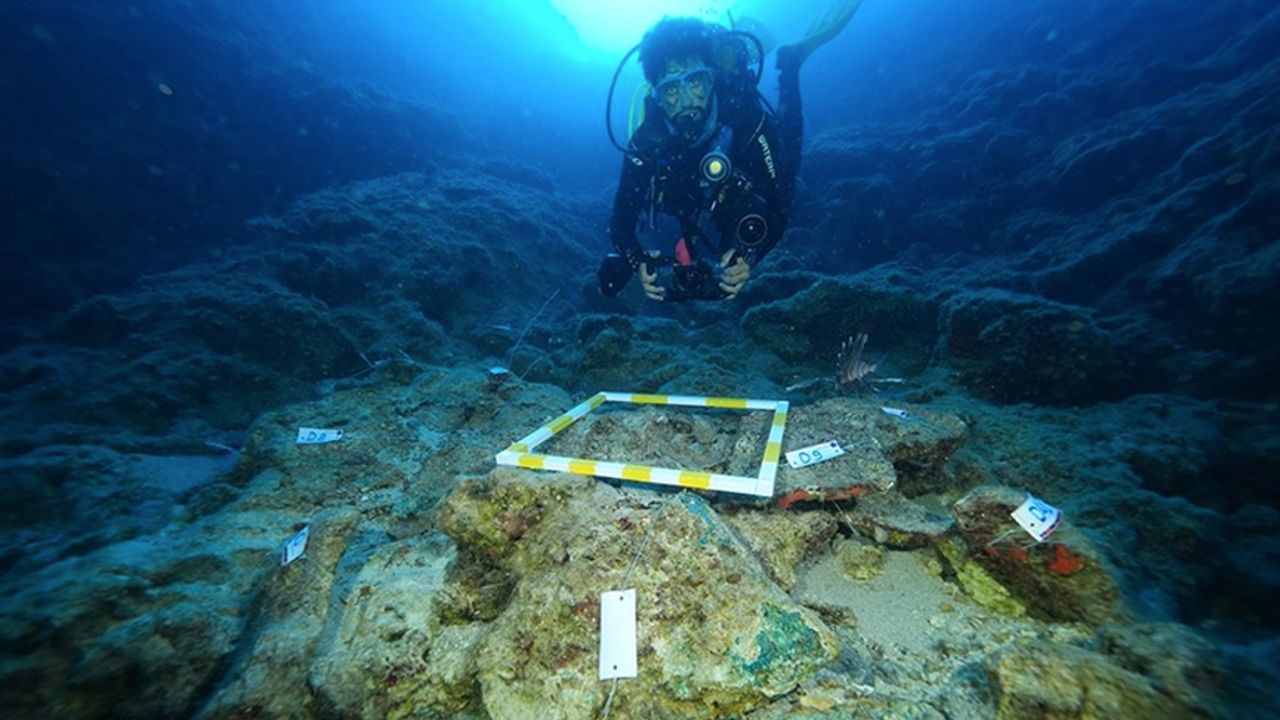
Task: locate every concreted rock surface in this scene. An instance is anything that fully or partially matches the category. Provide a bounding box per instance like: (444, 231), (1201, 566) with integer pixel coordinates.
(307, 531), (486, 719)
(985, 623), (1228, 720)
(0, 369), (571, 720)
(773, 399), (967, 507)
(844, 490), (955, 550)
(436, 469), (840, 720)
(725, 510), (840, 590)
(1, 367), (1268, 719)
(946, 485), (1129, 626)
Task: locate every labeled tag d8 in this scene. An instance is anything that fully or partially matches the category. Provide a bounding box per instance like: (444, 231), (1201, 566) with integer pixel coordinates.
(785, 440), (845, 469)
(296, 427), (343, 444)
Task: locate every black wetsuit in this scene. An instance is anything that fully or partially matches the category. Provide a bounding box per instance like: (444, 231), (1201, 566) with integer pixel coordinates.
(608, 52), (804, 273)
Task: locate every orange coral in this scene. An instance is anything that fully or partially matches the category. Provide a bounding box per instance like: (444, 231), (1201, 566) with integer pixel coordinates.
(1047, 544), (1084, 576)
(776, 485), (870, 510)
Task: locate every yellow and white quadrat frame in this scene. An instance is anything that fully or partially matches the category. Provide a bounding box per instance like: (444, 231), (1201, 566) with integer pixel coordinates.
(494, 392), (788, 498)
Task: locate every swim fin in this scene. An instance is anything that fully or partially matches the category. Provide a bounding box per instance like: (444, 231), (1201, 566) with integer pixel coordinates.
(794, 0), (864, 64)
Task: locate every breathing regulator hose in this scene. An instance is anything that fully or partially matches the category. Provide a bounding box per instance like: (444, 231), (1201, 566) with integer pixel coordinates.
(605, 30), (764, 155)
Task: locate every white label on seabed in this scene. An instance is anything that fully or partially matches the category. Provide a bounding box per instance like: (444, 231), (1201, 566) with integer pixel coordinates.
(280, 526), (310, 566)
(785, 440), (845, 469)
(296, 427), (344, 444)
(1011, 495), (1062, 542)
(598, 589), (637, 680)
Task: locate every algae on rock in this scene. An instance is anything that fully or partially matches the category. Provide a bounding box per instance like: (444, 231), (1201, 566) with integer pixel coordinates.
(834, 538), (887, 582)
(986, 639), (1209, 719)
(726, 510), (840, 589)
(436, 469), (840, 720)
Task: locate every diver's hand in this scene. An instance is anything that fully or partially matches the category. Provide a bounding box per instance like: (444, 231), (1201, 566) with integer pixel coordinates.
(719, 251), (751, 298)
(638, 260), (665, 301)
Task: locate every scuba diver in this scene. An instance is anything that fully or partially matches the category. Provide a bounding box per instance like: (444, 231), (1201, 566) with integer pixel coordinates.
(598, 1), (864, 302)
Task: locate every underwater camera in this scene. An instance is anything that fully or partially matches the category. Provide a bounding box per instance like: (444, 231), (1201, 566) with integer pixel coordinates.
(596, 253), (726, 302)
(663, 258), (725, 301)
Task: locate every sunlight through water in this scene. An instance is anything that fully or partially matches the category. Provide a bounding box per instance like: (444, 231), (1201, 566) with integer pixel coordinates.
(549, 0), (740, 53)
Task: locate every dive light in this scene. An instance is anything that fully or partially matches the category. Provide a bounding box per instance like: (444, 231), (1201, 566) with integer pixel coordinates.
(700, 126), (733, 183)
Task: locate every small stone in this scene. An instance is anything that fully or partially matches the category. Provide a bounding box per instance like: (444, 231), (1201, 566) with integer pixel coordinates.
(833, 538), (886, 581)
(798, 691), (838, 711)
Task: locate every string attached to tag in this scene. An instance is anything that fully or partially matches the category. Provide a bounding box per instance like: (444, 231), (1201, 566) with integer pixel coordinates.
(598, 493), (680, 720)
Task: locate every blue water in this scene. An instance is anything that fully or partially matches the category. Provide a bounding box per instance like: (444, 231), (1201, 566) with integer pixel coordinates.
(1, 0), (1278, 717)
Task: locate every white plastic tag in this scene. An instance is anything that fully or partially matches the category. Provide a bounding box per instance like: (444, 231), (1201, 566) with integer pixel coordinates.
(785, 440), (845, 469)
(598, 590), (637, 680)
(296, 427), (343, 444)
(281, 526), (310, 566)
(881, 406), (910, 418)
(1011, 495), (1062, 542)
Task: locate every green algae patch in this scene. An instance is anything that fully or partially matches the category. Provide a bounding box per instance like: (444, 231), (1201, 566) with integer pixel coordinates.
(732, 603), (835, 694)
(680, 492), (733, 547)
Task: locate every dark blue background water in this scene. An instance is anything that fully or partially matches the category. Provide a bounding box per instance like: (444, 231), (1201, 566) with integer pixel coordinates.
(8, 0), (1268, 319)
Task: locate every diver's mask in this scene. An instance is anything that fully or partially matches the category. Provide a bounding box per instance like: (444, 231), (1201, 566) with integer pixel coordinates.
(655, 67), (715, 138)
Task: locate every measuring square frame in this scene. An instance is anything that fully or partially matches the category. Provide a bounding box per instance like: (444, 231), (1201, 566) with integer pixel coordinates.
(494, 391), (789, 498)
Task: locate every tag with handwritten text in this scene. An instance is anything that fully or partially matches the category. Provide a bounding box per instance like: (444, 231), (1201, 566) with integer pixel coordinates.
(1011, 495), (1062, 542)
(296, 427), (343, 444)
(785, 440), (845, 469)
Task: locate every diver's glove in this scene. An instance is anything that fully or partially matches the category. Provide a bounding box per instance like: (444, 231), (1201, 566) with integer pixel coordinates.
(600, 250), (674, 300)
(718, 251), (751, 298)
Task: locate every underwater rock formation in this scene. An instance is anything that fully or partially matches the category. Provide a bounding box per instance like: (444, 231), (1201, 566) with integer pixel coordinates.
(741, 273), (937, 374)
(774, 398), (966, 503)
(985, 623), (1227, 720)
(946, 484), (1129, 626)
(436, 469), (839, 719)
(936, 288), (1131, 406)
(308, 532), (486, 719)
(725, 510), (840, 590)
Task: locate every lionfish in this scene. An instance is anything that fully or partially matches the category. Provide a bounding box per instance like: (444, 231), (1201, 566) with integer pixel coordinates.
(783, 332), (902, 394)
(837, 332), (878, 389)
